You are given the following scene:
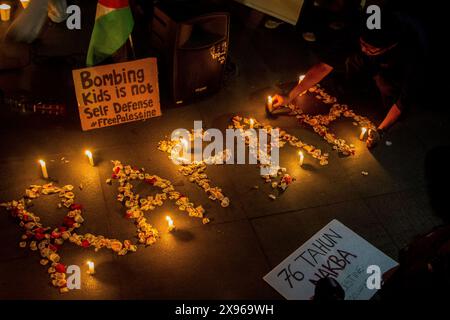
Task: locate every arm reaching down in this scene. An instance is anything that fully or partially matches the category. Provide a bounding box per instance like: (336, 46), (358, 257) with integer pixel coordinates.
(273, 62), (334, 107)
(378, 103), (402, 132)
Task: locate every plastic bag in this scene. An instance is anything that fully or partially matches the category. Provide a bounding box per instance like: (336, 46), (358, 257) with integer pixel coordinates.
(48, 0), (68, 23)
(4, 0), (68, 44)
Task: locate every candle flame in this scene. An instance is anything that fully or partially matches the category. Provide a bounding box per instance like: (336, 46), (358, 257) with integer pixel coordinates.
(85, 150), (92, 157)
(299, 75), (305, 82)
(268, 96), (273, 103)
(298, 151), (304, 166)
(249, 118), (255, 127)
(20, 0), (30, 8)
(38, 159), (45, 166)
(360, 127), (368, 140)
(180, 138), (188, 149)
(86, 260), (95, 274)
(166, 215), (175, 231)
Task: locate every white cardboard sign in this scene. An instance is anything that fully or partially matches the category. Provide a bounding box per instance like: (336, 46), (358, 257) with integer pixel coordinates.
(263, 219), (398, 300)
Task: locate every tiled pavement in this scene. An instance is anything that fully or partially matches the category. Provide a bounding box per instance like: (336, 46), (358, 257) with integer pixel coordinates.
(0, 2), (448, 299)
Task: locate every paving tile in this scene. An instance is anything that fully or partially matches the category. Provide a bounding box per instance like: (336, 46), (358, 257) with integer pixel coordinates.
(0, 248), (121, 300)
(335, 120), (428, 197)
(363, 187), (444, 250)
(251, 199), (398, 268)
(115, 220), (278, 299)
(224, 137), (359, 218)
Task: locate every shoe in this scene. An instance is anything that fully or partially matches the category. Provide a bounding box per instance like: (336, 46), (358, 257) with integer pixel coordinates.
(329, 21), (345, 31)
(265, 19), (284, 29)
(302, 32), (317, 42)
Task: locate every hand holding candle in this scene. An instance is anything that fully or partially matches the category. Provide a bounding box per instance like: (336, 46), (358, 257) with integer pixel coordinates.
(166, 215), (175, 232)
(0, 4), (11, 21)
(39, 160), (49, 179)
(85, 150), (94, 166)
(87, 260), (95, 275)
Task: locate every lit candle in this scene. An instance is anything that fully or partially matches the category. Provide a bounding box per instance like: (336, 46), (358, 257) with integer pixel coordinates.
(166, 215), (175, 232)
(39, 160), (49, 179)
(267, 96), (273, 108)
(87, 260), (95, 274)
(20, 0), (30, 9)
(298, 151), (304, 167)
(180, 138), (188, 150)
(249, 118), (255, 129)
(298, 74), (305, 84)
(178, 138), (188, 161)
(85, 150), (94, 166)
(360, 127), (367, 140)
(0, 4), (11, 21)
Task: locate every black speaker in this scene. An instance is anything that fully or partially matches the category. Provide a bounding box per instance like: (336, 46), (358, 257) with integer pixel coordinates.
(151, 1), (229, 105)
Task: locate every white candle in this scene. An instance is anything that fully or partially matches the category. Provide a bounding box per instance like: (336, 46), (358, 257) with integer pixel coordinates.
(360, 127), (367, 140)
(298, 74), (305, 84)
(267, 96), (273, 108)
(166, 215), (175, 232)
(249, 118), (255, 129)
(180, 137), (191, 162)
(298, 151), (304, 167)
(87, 261), (95, 274)
(180, 138), (188, 150)
(85, 150), (94, 166)
(20, 0), (30, 9)
(39, 160), (49, 179)
(0, 4), (11, 21)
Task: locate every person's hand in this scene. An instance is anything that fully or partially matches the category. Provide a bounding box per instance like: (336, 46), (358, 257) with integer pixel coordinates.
(366, 128), (383, 149)
(272, 94), (286, 108)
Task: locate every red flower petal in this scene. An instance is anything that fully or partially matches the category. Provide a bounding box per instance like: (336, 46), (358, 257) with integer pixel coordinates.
(70, 203), (83, 211)
(144, 177), (156, 185)
(55, 263), (66, 273)
(125, 211), (133, 219)
(81, 240), (90, 248)
(35, 227), (45, 234)
(63, 217), (75, 228)
(11, 208), (20, 217)
(35, 233), (45, 240)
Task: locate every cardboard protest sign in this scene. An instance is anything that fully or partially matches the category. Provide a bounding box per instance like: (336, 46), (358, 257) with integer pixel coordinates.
(264, 219), (398, 300)
(72, 58), (161, 131)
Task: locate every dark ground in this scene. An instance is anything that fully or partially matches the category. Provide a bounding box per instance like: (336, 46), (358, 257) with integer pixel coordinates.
(0, 1), (449, 299)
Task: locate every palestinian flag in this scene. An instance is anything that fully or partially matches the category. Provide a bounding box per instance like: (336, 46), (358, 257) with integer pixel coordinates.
(86, 0), (134, 66)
